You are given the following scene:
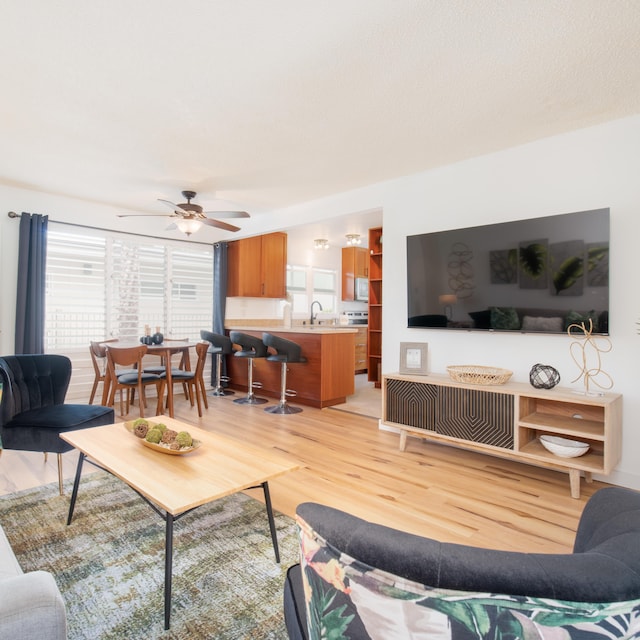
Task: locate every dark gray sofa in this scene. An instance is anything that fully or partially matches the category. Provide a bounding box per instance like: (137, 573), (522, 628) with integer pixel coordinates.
(284, 486), (640, 639)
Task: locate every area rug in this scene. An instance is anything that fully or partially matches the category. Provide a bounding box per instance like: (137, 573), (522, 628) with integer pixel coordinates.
(0, 471), (299, 639)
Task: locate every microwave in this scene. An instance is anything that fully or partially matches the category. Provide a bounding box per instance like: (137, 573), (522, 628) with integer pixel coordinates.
(355, 278), (369, 301)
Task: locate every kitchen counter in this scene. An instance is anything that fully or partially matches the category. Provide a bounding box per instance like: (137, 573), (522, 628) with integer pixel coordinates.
(227, 324), (358, 334)
(224, 327), (355, 408)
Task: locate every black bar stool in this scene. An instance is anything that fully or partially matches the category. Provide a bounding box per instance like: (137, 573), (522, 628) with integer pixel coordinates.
(262, 332), (307, 414)
(200, 330), (235, 397)
(229, 331), (269, 405)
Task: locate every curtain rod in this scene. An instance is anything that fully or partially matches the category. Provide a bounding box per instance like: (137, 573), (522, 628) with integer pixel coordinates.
(7, 211), (216, 247)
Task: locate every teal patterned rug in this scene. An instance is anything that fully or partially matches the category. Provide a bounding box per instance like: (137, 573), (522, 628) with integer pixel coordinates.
(0, 471), (299, 639)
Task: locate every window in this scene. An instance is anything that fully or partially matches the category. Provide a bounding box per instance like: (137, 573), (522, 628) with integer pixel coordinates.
(286, 265), (337, 315)
(45, 224), (213, 399)
(46, 225), (213, 347)
(286, 266), (308, 314)
(311, 269), (337, 313)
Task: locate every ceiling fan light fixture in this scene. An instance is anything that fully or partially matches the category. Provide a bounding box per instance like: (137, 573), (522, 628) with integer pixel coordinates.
(175, 218), (203, 236)
(345, 233), (361, 246)
(314, 238), (330, 250)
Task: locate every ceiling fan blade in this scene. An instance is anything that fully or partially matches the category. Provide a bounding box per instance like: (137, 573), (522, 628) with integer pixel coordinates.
(201, 218), (241, 232)
(117, 213), (174, 218)
(202, 210), (250, 219)
(158, 198), (190, 215)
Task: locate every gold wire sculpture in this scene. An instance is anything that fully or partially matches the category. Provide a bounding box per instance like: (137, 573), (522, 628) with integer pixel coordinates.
(567, 318), (613, 394)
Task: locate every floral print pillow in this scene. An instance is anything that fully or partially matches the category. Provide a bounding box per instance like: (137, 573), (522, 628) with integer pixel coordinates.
(297, 514), (640, 640)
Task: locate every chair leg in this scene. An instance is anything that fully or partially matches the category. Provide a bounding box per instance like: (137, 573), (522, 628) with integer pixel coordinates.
(194, 382), (203, 417)
(89, 379), (99, 404)
(138, 384), (145, 418)
(155, 380), (165, 416)
(200, 377), (209, 410)
(57, 453), (64, 495)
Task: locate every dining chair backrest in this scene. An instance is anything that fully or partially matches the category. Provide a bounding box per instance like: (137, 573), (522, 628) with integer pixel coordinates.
(90, 339), (117, 372)
(105, 345), (147, 381)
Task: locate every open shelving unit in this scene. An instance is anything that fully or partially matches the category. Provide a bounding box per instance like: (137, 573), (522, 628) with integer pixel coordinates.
(367, 227), (382, 387)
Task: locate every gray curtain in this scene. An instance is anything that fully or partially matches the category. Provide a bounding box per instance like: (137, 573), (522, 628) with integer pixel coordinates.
(211, 241), (228, 384)
(15, 213), (48, 354)
(213, 241), (228, 334)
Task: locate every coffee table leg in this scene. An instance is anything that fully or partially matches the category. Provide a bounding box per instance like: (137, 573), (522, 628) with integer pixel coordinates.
(261, 481), (280, 563)
(164, 513), (174, 630)
(66, 452), (85, 526)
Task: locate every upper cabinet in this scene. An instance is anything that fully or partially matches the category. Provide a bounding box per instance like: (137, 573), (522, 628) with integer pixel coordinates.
(341, 246), (368, 301)
(227, 232), (287, 298)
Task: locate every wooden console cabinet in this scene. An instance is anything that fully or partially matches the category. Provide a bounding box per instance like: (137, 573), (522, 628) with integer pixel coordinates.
(382, 373), (622, 498)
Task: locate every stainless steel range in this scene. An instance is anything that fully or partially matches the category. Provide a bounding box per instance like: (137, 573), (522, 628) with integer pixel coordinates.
(343, 310), (368, 325)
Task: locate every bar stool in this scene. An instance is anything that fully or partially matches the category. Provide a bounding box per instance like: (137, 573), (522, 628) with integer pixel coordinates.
(262, 332), (307, 414)
(200, 330), (235, 397)
(229, 331), (269, 405)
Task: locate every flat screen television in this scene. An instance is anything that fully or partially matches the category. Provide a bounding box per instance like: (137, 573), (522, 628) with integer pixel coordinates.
(406, 208), (610, 335)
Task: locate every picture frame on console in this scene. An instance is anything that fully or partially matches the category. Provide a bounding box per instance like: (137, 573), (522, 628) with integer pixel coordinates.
(399, 342), (429, 375)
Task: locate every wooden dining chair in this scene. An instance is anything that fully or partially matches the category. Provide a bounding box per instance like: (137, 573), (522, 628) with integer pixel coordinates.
(105, 345), (165, 418)
(159, 341), (209, 417)
(89, 339), (118, 404)
(90, 340), (138, 406)
(143, 338), (190, 400)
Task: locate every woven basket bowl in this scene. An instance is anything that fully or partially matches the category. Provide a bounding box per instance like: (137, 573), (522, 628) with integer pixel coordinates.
(446, 365), (513, 386)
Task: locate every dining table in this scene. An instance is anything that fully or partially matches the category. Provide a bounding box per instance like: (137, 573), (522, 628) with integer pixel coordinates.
(100, 340), (195, 418)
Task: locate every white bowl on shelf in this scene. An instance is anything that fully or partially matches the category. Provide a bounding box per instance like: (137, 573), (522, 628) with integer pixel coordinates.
(539, 435), (589, 458)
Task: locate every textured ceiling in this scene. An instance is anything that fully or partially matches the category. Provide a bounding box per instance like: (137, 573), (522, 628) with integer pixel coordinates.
(1, 0), (640, 228)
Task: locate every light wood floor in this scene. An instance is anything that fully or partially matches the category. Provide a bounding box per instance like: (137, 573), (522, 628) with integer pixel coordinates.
(0, 383), (613, 554)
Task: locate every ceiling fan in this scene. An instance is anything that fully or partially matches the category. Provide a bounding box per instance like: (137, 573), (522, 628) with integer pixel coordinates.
(118, 190), (250, 235)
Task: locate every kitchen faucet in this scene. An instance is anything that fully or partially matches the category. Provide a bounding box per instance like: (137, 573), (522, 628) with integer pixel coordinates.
(310, 300), (323, 325)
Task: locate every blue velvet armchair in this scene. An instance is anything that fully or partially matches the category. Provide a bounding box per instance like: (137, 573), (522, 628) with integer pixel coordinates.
(0, 354), (114, 494)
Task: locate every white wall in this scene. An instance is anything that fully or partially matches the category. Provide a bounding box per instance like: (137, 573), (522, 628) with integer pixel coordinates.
(273, 114), (640, 490)
(2, 115), (639, 489)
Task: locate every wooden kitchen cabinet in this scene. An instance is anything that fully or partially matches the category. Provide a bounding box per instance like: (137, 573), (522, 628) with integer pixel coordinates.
(225, 327), (356, 408)
(227, 232), (287, 298)
(341, 246), (368, 301)
(354, 326), (368, 373)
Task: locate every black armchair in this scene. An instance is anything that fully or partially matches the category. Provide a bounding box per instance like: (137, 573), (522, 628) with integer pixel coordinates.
(0, 354), (114, 494)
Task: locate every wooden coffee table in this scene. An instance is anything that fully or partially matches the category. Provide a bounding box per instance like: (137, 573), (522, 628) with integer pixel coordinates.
(61, 417), (300, 629)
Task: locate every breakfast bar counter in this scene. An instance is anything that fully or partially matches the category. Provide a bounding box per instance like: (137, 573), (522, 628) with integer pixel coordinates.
(225, 326), (356, 408)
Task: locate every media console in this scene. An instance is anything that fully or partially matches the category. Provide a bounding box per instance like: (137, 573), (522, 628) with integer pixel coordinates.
(382, 373), (622, 498)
